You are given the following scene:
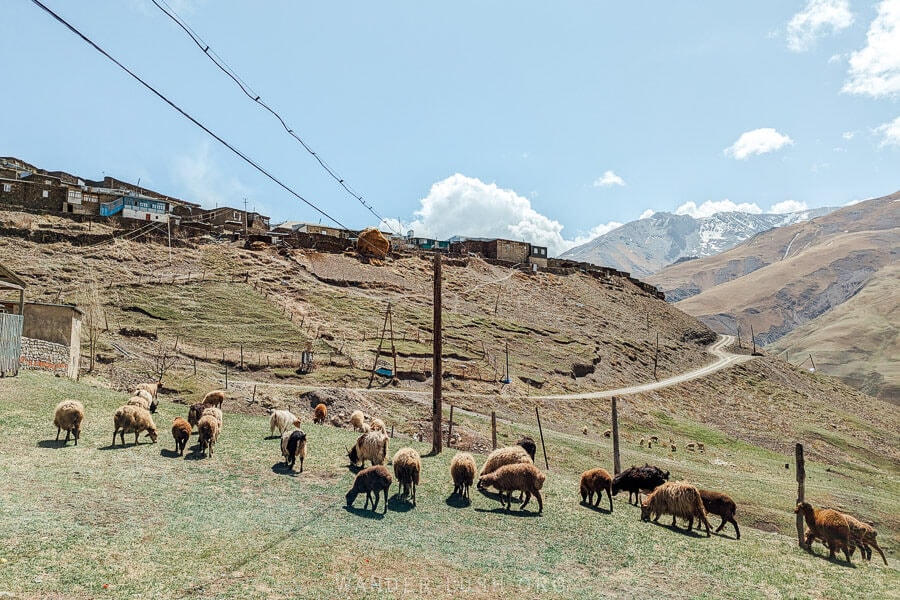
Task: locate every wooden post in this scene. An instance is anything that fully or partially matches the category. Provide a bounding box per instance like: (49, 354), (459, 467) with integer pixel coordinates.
(653, 332), (659, 380)
(192, 358), (196, 375)
(808, 354), (816, 372)
(251, 385), (256, 404)
(447, 405), (454, 448)
(751, 324), (757, 354)
(612, 396), (621, 475)
(795, 443), (806, 547)
(491, 411), (497, 450)
(535, 406), (549, 469)
(240, 344), (244, 370)
(224, 363), (229, 390)
(432, 253), (443, 455)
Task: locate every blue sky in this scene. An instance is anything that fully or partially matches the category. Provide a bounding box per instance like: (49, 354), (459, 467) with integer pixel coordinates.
(2, 1), (898, 255)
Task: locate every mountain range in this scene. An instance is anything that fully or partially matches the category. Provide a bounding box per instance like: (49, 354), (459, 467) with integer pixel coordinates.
(560, 207), (835, 278)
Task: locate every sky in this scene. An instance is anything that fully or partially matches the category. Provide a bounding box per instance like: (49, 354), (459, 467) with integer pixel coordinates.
(2, 1), (899, 256)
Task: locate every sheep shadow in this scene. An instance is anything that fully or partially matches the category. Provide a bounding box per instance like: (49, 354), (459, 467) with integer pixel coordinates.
(160, 448), (182, 459)
(802, 545), (858, 568)
(37, 439), (73, 449)
(644, 520), (712, 538)
(387, 495), (415, 512)
(271, 462), (301, 477)
(473, 506), (542, 518)
(343, 505), (387, 520)
(183, 445), (208, 461)
(579, 500), (613, 515)
(264, 434), (281, 441)
(445, 493), (471, 508)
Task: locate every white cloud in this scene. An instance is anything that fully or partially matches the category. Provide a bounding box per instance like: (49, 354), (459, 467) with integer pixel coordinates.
(842, 0), (900, 98)
(724, 128), (794, 160)
(639, 209), (656, 219)
(842, 131), (856, 140)
(675, 200), (763, 218)
(769, 200), (809, 214)
(874, 115), (900, 146)
(593, 170), (625, 187)
(171, 144), (251, 208)
(787, 0), (854, 52)
(404, 174), (624, 257)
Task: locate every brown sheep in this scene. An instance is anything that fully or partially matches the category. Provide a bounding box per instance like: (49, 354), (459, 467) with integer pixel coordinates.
(794, 501), (852, 562)
(313, 403), (327, 425)
(806, 513), (887, 565)
(171, 417), (192, 456)
(477, 445), (532, 489)
(392, 447), (422, 505)
(698, 488), (740, 539)
(197, 414), (220, 457)
(640, 481), (711, 536)
(450, 452), (476, 500)
(53, 400), (84, 446)
(346, 465), (392, 512)
(187, 403), (212, 429)
(579, 468), (613, 512)
(477, 463), (546, 513)
(202, 390), (225, 408)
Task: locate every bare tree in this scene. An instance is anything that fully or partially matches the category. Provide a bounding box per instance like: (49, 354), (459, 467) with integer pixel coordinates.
(79, 283), (107, 373)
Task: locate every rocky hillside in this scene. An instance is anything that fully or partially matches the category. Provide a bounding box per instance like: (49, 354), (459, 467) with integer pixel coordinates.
(559, 207), (833, 277)
(647, 192), (899, 402)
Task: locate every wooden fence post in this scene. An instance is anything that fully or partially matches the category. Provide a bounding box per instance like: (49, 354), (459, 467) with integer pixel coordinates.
(535, 406), (549, 470)
(447, 405), (454, 448)
(491, 411), (497, 450)
(795, 443), (806, 547)
(612, 396), (621, 475)
(224, 363), (229, 390)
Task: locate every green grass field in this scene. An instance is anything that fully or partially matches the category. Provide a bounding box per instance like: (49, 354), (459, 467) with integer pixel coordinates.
(0, 371), (897, 599)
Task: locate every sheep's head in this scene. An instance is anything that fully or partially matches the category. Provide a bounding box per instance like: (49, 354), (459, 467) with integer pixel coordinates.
(347, 446), (359, 465)
(794, 502), (812, 515)
(345, 489), (359, 507)
(149, 399), (159, 414)
(639, 500), (652, 522)
(146, 428), (159, 443)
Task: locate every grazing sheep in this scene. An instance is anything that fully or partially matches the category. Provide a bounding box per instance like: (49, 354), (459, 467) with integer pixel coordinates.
(269, 409), (299, 436)
(649, 435), (659, 444)
(133, 382), (159, 399)
(478, 463), (546, 513)
(517, 436), (537, 461)
(392, 447), (422, 505)
(697, 489), (740, 539)
(313, 403), (327, 425)
(640, 481), (711, 536)
(349, 410), (367, 432)
(201, 406), (223, 429)
(450, 452), (476, 500)
(112, 405), (158, 446)
(807, 513), (887, 565)
(197, 414), (220, 457)
(126, 395), (151, 411)
(347, 431), (389, 467)
(53, 400), (84, 446)
(281, 429), (307, 472)
(171, 417), (192, 456)
(476, 445), (533, 489)
(686, 442), (697, 452)
(794, 502), (852, 562)
(612, 464), (670, 505)
(603, 429), (612, 438)
(202, 389), (225, 408)
(187, 403), (212, 429)
(131, 389), (160, 413)
(370, 417), (386, 433)
(579, 468), (613, 512)
(346, 465), (392, 512)
(640, 437), (646, 447)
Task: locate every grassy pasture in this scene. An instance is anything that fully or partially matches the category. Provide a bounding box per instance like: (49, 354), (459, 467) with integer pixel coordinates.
(0, 371), (897, 599)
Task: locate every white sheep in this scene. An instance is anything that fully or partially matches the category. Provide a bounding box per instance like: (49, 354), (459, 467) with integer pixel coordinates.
(53, 400), (84, 445)
(370, 417), (386, 433)
(133, 382), (159, 398)
(198, 414), (220, 457)
(269, 409), (300, 436)
(347, 431), (389, 467)
(126, 395), (151, 411)
(349, 410), (367, 432)
(112, 405), (158, 446)
(201, 406), (223, 429)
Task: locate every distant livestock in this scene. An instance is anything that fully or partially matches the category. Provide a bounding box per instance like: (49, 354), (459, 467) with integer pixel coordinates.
(346, 465), (392, 512)
(369, 417), (386, 433)
(313, 403), (327, 425)
(478, 463), (546, 513)
(53, 400), (84, 446)
(579, 468), (613, 512)
(641, 481), (711, 536)
(281, 429), (307, 472)
(112, 405), (158, 446)
(349, 410), (368, 432)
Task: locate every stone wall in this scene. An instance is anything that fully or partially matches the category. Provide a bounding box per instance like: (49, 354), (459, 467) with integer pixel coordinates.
(20, 337), (71, 375)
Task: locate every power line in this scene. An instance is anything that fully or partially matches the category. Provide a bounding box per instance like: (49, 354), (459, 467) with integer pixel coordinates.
(30, 0), (356, 238)
(151, 0), (400, 235)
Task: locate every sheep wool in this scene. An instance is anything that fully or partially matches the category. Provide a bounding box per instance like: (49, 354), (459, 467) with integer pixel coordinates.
(171, 417), (192, 456)
(477, 445), (532, 489)
(450, 452), (476, 500)
(795, 502), (852, 562)
(281, 429), (307, 472)
(198, 414), (220, 457)
(348, 431), (389, 467)
(126, 395), (152, 411)
(478, 463), (546, 513)
(698, 489), (740, 539)
(53, 400), (84, 446)
(313, 403), (327, 425)
(346, 465), (392, 513)
(269, 409), (299, 436)
(112, 405), (158, 446)
(202, 389), (226, 408)
(579, 468), (613, 512)
(349, 410), (366, 432)
(640, 481), (710, 536)
(392, 447), (422, 505)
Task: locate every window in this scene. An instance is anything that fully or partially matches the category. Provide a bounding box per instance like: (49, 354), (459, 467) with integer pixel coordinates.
(42, 190), (49, 198)
(2, 183), (10, 193)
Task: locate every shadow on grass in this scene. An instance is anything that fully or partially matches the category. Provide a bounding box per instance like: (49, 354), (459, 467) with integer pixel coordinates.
(98, 441), (154, 450)
(580, 500), (613, 515)
(271, 462), (300, 477)
(445, 493), (471, 508)
(387, 494), (415, 512)
(644, 520), (713, 538)
(37, 439), (74, 449)
(344, 504), (387, 520)
(802, 545), (858, 568)
(473, 506), (542, 517)
(184, 445), (208, 461)
(160, 448), (182, 459)
(264, 435), (281, 440)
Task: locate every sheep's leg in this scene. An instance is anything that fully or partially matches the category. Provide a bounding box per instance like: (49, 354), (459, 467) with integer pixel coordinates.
(364, 491), (372, 510)
(64, 429), (71, 444)
(535, 489), (543, 513)
(521, 490), (531, 510)
(869, 540), (887, 565)
(371, 490), (380, 512)
(411, 482), (415, 506)
(382, 488), (389, 513)
(56, 427), (62, 442)
(133, 431), (139, 446)
(730, 518), (740, 539)
(299, 457), (304, 473)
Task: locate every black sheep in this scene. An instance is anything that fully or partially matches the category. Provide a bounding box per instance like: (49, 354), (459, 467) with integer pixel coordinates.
(346, 465), (392, 513)
(612, 464), (669, 505)
(517, 436), (537, 461)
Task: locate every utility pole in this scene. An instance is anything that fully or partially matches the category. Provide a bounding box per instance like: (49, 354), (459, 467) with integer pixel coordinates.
(432, 252), (443, 454)
(243, 197), (248, 238)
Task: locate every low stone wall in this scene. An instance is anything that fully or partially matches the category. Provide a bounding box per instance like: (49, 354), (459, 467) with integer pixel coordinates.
(20, 337), (71, 375)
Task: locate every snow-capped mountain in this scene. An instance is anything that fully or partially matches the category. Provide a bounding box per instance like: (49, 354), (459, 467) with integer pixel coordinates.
(559, 208), (836, 277)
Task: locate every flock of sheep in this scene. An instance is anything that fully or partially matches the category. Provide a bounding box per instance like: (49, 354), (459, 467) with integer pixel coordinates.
(50, 389), (888, 566)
